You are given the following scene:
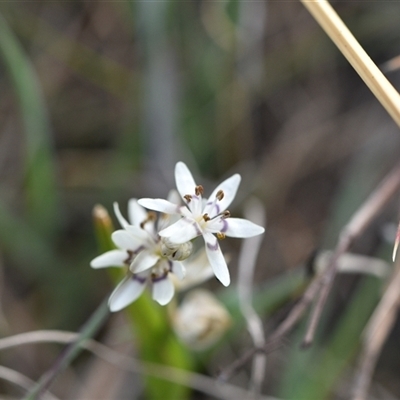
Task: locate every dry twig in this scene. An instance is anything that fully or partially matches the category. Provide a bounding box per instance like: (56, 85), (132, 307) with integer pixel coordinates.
(0, 330), (278, 400)
(300, 0), (400, 128)
(221, 0), (400, 386)
(352, 260), (400, 400)
(220, 160), (400, 381)
(303, 160), (400, 347)
(0, 366), (59, 400)
(237, 198), (267, 395)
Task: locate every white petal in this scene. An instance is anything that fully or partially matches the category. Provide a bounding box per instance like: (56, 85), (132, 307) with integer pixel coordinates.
(90, 250), (128, 269)
(171, 261), (186, 280)
(113, 202), (129, 229)
(124, 225), (151, 241)
(188, 195), (203, 217)
(108, 275), (148, 312)
(158, 190), (183, 229)
(159, 218), (200, 244)
(130, 250), (160, 273)
(175, 162), (196, 198)
(205, 217), (226, 233)
(112, 230), (142, 251)
(157, 213), (178, 231)
(223, 218), (265, 238)
(174, 250), (214, 291)
(203, 232), (230, 286)
(152, 276), (175, 305)
(138, 198), (181, 214)
(204, 174), (241, 218)
(128, 199), (147, 227)
(167, 189), (182, 205)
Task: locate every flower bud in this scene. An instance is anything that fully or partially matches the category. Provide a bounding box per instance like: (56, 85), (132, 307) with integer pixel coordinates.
(172, 289), (231, 350)
(161, 238), (193, 261)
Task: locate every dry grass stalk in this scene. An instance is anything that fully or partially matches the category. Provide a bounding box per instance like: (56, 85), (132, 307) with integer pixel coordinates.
(219, 160), (400, 381)
(303, 160), (400, 346)
(300, 0), (400, 128)
(352, 261), (400, 400)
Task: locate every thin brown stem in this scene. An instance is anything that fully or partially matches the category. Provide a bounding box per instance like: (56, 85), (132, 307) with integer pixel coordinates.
(302, 237), (350, 347)
(303, 161), (400, 347)
(219, 160), (400, 381)
(218, 338), (283, 383)
(352, 264), (400, 400)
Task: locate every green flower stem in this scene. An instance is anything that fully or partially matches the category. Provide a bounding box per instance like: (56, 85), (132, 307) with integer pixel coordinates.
(94, 205), (194, 399)
(23, 299), (110, 400)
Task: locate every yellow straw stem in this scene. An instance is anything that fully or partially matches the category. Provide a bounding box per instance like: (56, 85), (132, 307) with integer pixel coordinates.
(300, 0), (400, 128)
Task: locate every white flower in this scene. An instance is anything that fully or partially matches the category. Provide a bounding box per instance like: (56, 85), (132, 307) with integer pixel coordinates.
(90, 198), (189, 311)
(138, 162), (265, 287)
(170, 249), (216, 292)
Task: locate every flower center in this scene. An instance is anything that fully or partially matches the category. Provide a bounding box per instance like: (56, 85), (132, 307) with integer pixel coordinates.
(160, 238), (193, 261)
(184, 186), (229, 234)
(151, 265), (169, 280)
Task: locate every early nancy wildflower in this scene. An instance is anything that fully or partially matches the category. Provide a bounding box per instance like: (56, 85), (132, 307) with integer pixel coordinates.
(90, 198), (191, 311)
(138, 162), (265, 287)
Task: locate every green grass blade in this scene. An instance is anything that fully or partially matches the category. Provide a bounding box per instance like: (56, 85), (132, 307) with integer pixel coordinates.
(0, 14), (58, 236)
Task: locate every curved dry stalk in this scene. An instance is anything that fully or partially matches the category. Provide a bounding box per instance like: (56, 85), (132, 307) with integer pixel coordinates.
(298, 0), (400, 349)
(238, 198), (267, 395)
(303, 160), (400, 347)
(0, 330), (278, 400)
(297, 0), (400, 346)
(220, 160), (400, 381)
(0, 365), (59, 400)
(23, 299), (109, 400)
(352, 263), (400, 400)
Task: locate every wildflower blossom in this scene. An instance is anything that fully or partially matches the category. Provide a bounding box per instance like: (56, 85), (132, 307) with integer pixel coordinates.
(138, 162), (265, 287)
(91, 198), (191, 311)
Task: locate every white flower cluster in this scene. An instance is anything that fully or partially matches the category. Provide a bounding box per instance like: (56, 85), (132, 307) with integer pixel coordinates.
(91, 162), (265, 312)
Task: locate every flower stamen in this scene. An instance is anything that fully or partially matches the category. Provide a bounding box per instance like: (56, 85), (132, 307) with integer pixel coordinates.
(216, 190), (224, 201)
(222, 210), (230, 219)
(184, 194), (192, 203)
(203, 213), (211, 222)
(195, 185), (204, 196)
(217, 232), (226, 240)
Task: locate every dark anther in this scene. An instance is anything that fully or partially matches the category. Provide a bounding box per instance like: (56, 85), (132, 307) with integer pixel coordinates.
(203, 213), (211, 222)
(124, 250), (134, 265)
(195, 185), (204, 196)
(222, 210), (231, 218)
(216, 190), (224, 201)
